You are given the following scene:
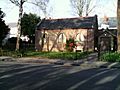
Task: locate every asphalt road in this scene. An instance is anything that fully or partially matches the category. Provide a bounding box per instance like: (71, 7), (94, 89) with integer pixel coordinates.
(0, 62), (120, 90)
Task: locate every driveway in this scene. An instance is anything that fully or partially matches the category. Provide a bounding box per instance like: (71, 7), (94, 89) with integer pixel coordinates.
(0, 62), (120, 90)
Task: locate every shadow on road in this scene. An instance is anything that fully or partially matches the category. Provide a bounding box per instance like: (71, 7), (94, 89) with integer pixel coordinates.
(0, 63), (120, 90)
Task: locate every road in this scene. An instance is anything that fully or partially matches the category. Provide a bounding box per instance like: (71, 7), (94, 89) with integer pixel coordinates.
(0, 62), (120, 90)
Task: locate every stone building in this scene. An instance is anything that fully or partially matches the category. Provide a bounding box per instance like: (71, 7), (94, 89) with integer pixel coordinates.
(35, 15), (98, 52)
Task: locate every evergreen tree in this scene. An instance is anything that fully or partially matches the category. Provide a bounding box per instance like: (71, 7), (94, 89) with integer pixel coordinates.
(0, 8), (10, 47)
(21, 13), (40, 36)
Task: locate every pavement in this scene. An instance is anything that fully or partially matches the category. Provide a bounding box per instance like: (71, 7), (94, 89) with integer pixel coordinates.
(0, 52), (120, 69)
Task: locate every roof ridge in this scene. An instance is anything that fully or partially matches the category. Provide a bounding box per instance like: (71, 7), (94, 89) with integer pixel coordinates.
(45, 16), (95, 21)
(37, 15), (98, 30)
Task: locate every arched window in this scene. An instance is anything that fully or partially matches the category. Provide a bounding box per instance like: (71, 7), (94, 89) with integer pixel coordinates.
(76, 33), (85, 42)
(39, 32), (48, 45)
(58, 33), (66, 43)
(57, 33), (66, 51)
(75, 33), (85, 51)
(43, 33), (48, 44)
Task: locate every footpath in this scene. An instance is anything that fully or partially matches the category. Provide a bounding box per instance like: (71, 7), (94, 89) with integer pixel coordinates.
(0, 53), (120, 69)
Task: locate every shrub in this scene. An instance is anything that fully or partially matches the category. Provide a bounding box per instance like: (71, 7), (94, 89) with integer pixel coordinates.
(25, 51), (90, 60)
(65, 38), (77, 52)
(100, 52), (120, 62)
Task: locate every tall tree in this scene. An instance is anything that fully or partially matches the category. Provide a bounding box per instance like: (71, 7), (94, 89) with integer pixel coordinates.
(85, 0), (93, 16)
(0, 8), (5, 18)
(29, 0), (50, 18)
(9, 0), (27, 51)
(9, 0), (51, 50)
(21, 13), (40, 36)
(70, 0), (98, 16)
(117, 0), (120, 51)
(0, 8), (10, 47)
(71, 0), (85, 16)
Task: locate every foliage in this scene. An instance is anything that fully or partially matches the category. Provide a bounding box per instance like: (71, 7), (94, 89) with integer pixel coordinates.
(21, 13), (40, 36)
(3, 37), (23, 51)
(0, 8), (10, 47)
(0, 49), (90, 60)
(2, 37), (35, 51)
(0, 49), (22, 58)
(24, 51), (90, 60)
(0, 8), (5, 18)
(100, 52), (120, 62)
(65, 38), (77, 52)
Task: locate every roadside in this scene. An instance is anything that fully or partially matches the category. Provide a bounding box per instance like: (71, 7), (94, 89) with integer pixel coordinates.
(0, 52), (120, 69)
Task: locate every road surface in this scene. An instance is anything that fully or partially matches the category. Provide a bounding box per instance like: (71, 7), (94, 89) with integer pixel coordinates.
(0, 62), (120, 90)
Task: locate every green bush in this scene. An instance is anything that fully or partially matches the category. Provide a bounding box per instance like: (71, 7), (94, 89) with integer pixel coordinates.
(0, 48), (91, 60)
(25, 51), (90, 60)
(100, 52), (120, 62)
(0, 49), (22, 58)
(65, 38), (77, 52)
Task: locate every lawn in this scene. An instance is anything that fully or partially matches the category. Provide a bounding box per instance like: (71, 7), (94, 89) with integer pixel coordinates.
(0, 49), (90, 60)
(24, 51), (90, 60)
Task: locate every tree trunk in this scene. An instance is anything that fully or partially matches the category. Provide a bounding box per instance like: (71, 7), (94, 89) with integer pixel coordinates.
(117, 0), (120, 51)
(16, 0), (23, 51)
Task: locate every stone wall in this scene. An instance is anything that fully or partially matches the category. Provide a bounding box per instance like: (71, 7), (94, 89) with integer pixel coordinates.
(35, 28), (94, 52)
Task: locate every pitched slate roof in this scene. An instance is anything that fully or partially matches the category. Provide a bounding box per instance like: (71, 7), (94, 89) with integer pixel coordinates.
(37, 15), (98, 30)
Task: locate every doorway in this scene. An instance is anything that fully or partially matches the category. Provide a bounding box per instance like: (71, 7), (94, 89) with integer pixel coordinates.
(100, 37), (111, 51)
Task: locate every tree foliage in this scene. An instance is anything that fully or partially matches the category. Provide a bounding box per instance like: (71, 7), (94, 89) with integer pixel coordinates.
(21, 13), (40, 36)
(0, 8), (10, 47)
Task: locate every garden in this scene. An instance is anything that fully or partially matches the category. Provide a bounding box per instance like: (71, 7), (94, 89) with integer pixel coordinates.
(0, 37), (91, 60)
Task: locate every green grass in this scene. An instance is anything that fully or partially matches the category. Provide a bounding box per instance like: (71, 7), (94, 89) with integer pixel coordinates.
(100, 52), (120, 62)
(24, 51), (90, 60)
(0, 49), (22, 58)
(0, 48), (91, 60)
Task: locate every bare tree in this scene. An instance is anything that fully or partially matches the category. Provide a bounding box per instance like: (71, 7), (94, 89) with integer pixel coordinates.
(70, 0), (99, 16)
(9, 0), (27, 51)
(71, 0), (85, 16)
(28, 0), (50, 18)
(85, 0), (94, 16)
(117, 0), (120, 51)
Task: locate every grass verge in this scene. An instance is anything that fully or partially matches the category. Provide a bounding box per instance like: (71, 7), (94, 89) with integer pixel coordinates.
(24, 51), (90, 60)
(0, 49), (91, 60)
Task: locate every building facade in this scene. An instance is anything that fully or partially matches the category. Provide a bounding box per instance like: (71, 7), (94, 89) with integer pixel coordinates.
(35, 15), (98, 52)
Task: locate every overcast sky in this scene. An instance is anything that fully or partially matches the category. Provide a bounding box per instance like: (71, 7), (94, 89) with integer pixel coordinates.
(0, 0), (117, 23)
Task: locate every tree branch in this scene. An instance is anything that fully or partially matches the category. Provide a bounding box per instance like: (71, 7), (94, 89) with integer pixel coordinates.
(9, 0), (20, 6)
(27, 0), (49, 17)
